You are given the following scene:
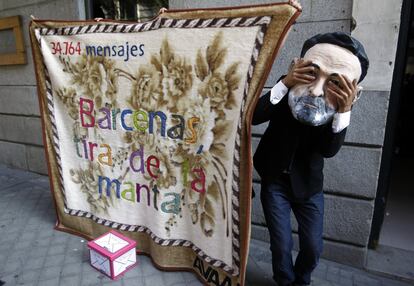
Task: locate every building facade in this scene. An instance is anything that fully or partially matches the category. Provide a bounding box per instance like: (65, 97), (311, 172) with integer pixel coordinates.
(0, 0), (410, 279)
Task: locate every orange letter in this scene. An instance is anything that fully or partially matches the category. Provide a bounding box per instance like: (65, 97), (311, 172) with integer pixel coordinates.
(185, 117), (200, 144)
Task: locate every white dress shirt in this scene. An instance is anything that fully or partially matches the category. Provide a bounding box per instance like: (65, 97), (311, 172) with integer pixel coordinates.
(269, 81), (350, 133)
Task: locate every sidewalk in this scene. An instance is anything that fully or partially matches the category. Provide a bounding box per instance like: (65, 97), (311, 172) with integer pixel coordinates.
(0, 164), (412, 286)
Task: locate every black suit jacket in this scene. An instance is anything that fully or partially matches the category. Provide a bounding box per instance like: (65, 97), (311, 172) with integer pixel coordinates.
(252, 89), (346, 199)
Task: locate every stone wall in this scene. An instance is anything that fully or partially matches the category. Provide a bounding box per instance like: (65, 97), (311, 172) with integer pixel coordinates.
(0, 0), (84, 174)
(0, 0), (403, 269)
(170, 0), (402, 268)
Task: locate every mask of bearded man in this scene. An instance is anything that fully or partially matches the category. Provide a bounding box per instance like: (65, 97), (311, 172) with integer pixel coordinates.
(288, 43), (363, 126)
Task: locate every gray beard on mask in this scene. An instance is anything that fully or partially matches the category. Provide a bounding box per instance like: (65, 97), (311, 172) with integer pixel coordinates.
(288, 92), (336, 126)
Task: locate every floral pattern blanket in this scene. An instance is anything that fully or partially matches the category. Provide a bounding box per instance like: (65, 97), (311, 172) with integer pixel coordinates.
(29, 3), (300, 285)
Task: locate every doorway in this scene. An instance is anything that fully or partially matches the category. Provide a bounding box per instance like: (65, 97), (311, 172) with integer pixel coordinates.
(367, 0), (414, 281)
(378, 65), (414, 251)
(369, 0), (414, 252)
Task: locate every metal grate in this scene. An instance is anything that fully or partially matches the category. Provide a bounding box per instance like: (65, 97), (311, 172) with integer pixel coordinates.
(87, 0), (168, 21)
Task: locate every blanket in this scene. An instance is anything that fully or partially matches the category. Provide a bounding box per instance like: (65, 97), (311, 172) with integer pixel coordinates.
(29, 3), (300, 285)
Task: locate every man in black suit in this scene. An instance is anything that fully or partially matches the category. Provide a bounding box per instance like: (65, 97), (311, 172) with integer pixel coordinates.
(252, 32), (369, 286)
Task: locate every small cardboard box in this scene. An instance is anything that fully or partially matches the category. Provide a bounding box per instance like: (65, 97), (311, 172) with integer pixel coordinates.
(87, 230), (137, 279)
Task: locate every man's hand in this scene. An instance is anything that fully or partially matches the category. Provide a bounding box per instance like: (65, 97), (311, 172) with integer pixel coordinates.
(326, 74), (358, 113)
(281, 58), (316, 88)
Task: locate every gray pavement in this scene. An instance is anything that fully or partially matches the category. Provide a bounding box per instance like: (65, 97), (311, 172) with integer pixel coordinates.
(0, 164), (412, 286)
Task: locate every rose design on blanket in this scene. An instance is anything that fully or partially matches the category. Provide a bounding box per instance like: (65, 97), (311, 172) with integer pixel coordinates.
(124, 131), (178, 190)
(69, 162), (114, 214)
(55, 32), (241, 238)
(59, 55), (119, 108)
(55, 87), (88, 139)
(55, 87), (78, 120)
(197, 32), (240, 117)
(155, 40), (193, 113)
(128, 65), (162, 111)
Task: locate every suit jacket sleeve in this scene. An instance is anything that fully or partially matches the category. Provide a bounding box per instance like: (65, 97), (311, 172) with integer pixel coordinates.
(252, 76), (286, 125)
(317, 125), (347, 158)
(252, 91), (277, 125)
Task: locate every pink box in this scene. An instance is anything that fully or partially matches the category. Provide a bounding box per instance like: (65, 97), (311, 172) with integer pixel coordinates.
(87, 230), (137, 279)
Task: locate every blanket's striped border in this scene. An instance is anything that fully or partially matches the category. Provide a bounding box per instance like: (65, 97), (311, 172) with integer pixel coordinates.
(34, 15), (270, 276)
